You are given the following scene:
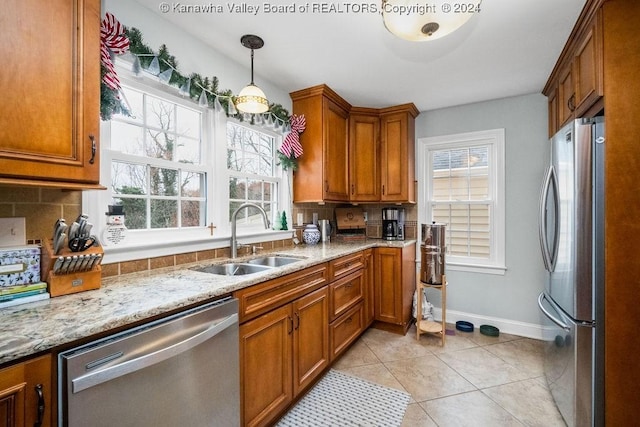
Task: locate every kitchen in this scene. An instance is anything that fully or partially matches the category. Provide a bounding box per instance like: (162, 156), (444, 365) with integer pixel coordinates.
(1, 0), (639, 426)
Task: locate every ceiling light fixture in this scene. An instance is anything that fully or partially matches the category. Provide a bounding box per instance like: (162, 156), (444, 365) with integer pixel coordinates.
(236, 34), (269, 114)
(382, 0), (482, 41)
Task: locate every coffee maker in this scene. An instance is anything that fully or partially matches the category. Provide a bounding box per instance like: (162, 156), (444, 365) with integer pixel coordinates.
(382, 207), (405, 240)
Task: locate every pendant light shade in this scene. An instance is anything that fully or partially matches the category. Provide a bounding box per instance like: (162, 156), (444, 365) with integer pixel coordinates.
(236, 35), (269, 114)
(382, 0), (481, 41)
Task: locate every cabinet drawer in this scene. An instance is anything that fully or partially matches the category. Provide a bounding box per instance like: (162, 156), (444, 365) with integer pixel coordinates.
(328, 252), (364, 281)
(234, 263), (328, 323)
(329, 270), (363, 321)
(329, 301), (364, 361)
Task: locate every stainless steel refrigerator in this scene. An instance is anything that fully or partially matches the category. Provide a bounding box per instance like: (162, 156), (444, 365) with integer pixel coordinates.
(537, 117), (604, 427)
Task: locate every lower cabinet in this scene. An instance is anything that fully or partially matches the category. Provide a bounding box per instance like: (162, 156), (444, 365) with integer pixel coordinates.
(363, 248), (375, 327)
(239, 286), (329, 427)
(0, 354), (51, 427)
(373, 243), (416, 334)
(328, 269), (365, 361)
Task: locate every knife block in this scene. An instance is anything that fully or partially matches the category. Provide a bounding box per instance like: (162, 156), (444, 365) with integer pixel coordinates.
(41, 239), (103, 297)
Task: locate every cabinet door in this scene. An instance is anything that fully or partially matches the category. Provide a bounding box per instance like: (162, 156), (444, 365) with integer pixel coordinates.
(374, 247), (402, 324)
(240, 305), (293, 427)
(380, 111), (415, 202)
(363, 249), (375, 326)
(292, 287), (329, 396)
(558, 64), (575, 127)
(349, 113), (380, 201)
(0, 354), (51, 427)
(574, 9), (603, 117)
(0, 0), (101, 187)
(323, 98), (350, 201)
(547, 86), (560, 138)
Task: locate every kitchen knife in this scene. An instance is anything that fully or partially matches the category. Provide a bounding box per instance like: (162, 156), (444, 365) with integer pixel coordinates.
(52, 219), (66, 241)
(53, 256), (64, 274)
(68, 255), (79, 273)
(68, 222), (80, 240)
(54, 232), (66, 255)
(79, 254), (92, 271)
(60, 256), (73, 274)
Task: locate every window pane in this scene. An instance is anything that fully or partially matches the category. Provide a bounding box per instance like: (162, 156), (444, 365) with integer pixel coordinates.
(176, 136), (200, 164)
(181, 172), (204, 197)
(150, 167), (178, 196)
(146, 129), (175, 160)
(150, 199), (177, 228)
(115, 87), (144, 124)
(146, 95), (175, 132)
(431, 203), (490, 259)
(247, 180), (263, 201)
(176, 105), (201, 139)
(229, 177), (246, 200)
(181, 200), (202, 227)
(112, 197), (147, 230)
(111, 121), (145, 155)
(112, 162), (147, 195)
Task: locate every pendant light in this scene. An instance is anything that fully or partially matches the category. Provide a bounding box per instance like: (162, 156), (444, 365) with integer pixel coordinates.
(236, 34), (269, 114)
(382, 0), (482, 41)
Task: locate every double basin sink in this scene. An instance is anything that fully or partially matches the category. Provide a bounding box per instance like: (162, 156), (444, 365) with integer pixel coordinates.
(192, 255), (304, 276)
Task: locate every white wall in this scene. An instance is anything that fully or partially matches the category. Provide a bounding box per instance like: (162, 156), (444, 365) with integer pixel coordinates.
(105, 0), (291, 110)
(416, 93), (550, 337)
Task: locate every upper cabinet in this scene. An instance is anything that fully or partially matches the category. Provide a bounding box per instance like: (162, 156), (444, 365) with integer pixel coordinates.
(379, 105), (418, 203)
(543, 5), (603, 136)
(0, 0), (102, 189)
(291, 85), (351, 203)
(349, 109), (380, 202)
(290, 84), (419, 204)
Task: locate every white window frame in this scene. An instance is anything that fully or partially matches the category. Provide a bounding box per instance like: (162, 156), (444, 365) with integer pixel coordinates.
(225, 119), (282, 233)
(83, 61), (292, 263)
(418, 129), (506, 275)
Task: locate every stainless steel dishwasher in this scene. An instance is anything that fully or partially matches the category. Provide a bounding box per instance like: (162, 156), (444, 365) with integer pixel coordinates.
(58, 297), (239, 427)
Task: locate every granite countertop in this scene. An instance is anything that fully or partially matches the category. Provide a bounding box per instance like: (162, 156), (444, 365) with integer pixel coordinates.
(0, 239), (416, 365)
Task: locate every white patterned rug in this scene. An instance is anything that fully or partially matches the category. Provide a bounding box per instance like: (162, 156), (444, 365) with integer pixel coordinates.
(276, 369), (411, 427)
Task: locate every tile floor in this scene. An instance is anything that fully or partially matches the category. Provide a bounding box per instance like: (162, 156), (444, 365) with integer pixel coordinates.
(332, 325), (567, 427)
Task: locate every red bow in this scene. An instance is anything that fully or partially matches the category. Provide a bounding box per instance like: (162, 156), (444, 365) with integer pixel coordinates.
(101, 13), (129, 90)
(279, 114), (306, 158)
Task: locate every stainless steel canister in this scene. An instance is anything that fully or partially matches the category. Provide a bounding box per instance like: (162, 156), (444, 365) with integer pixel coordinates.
(420, 222), (446, 284)
(318, 219), (331, 242)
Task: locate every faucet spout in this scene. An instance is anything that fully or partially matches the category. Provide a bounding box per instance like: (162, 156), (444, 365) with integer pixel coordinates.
(230, 203), (271, 258)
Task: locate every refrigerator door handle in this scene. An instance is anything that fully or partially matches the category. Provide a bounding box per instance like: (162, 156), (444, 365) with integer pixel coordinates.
(538, 293), (571, 331)
(538, 166), (558, 271)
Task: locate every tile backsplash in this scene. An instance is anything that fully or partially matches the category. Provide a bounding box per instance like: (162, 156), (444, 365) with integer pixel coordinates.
(0, 186), (82, 244)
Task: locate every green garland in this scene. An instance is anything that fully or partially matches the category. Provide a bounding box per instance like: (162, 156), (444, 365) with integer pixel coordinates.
(277, 151), (299, 171)
(100, 27), (290, 123)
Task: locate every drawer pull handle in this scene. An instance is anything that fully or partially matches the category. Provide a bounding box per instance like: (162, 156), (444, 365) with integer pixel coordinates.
(89, 134), (97, 164)
(345, 317), (353, 324)
(34, 384), (44, 427)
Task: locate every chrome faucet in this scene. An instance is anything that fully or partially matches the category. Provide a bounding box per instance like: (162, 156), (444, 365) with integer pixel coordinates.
(230, 203), (271, 258)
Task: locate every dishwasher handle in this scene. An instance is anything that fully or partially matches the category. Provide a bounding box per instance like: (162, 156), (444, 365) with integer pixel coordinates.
(72, 312), (238, 393)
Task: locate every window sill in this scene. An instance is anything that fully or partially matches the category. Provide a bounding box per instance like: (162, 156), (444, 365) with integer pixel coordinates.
(445, 262), (507, 276)
(102, 229), (294, 264)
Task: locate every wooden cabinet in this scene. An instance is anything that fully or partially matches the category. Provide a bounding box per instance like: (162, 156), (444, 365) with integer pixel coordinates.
(290, 84), (418, 203)
(328, 253), (366, 361)
(349, 109), (380, 202)
(544, 6), (603, 135)
(0, 354), (52, 427)
(373, 243), (416, 335)
(0, 0), (102, 189)
(379, 105), (419, 203)
(363, 249), (375, 327)
(239, 287), (329, 427)
(290, 85), (351, 203)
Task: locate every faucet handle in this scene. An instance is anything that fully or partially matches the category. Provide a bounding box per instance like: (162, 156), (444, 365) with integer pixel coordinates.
(252, 245), (264, 255)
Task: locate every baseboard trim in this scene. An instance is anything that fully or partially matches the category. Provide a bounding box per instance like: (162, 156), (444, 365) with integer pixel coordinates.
(431, 308), (551, 341)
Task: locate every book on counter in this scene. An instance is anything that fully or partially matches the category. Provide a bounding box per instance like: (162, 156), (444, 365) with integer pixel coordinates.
(0, 282), (50, 308)
(0, 292), (50, 308)
(0, 281), (47, 296)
